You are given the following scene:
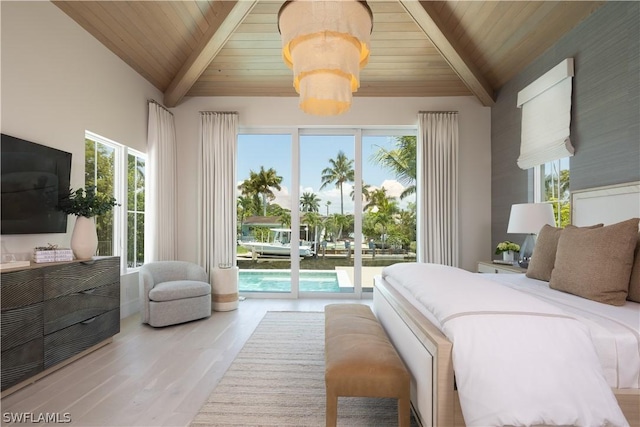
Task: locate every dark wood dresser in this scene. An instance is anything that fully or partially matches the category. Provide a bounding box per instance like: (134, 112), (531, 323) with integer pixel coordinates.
(1, 257), (120, 395)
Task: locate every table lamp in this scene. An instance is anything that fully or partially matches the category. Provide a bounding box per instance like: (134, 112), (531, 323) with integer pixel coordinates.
(507, 203), (555, 268)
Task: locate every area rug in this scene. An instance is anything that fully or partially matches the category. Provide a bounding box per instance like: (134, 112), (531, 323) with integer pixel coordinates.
(190, 311), (413, 426)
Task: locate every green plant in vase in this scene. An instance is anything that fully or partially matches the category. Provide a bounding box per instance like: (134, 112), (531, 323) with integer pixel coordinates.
(58, 186), (118, 218)
(495, 240), (520, 262)
(58, 186), (119, 259)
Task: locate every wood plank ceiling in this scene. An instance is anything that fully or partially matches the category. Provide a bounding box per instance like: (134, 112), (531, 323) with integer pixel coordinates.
(53, 1), (603, 108)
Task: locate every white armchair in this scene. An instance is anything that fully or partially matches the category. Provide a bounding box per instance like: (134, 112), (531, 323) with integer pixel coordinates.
(139, 261), (211, 327)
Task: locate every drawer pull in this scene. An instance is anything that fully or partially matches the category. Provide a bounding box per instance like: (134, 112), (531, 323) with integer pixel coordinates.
(80, 260), (96, 265)
(81, 316), (98, 324)
(80, 289), (97, 295)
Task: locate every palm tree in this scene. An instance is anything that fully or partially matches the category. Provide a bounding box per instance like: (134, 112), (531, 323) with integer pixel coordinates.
(325, 200), (331, 217)
(320, 150), (355, 215)
(237, 195), (254, 237)
(300, 192), (321, 212)
(302, 211), (323, 258)
(364, 187), (394, 212)
(371, 199), (399, 250)
(350, 181), (371, 205)
(326, 213), (352, 241)
(372, 136), (416, 199)
(238, 166), (283, 216)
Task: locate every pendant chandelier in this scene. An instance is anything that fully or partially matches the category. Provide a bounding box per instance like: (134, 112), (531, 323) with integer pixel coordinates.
(278, 0), (373, 116)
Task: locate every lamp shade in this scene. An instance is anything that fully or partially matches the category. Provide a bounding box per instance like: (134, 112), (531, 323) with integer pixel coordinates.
(507, 203), (555, 234)
(278, 0), (373, 116)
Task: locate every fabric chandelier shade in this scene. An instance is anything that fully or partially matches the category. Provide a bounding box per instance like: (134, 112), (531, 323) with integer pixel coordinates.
(278, 0), (373, 116)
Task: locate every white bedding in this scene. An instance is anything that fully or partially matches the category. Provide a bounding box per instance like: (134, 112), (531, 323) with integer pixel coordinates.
(486, 272), (640, 389)
(382, 262), (629, 427)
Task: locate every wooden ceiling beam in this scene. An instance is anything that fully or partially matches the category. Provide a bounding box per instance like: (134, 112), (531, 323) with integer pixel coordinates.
(163, 0), (258, 107)
(399, 0), (495, 106)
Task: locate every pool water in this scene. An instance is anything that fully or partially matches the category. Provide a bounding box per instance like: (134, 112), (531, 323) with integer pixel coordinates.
(239, 270), (341, 292)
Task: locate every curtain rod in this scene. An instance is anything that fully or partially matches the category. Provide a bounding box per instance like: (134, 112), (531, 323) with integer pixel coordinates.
(419, 111), (458, 114)
(148, 99), (173, 115)
(200, 111), (239, 115)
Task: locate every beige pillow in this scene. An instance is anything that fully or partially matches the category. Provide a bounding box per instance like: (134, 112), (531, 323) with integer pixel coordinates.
(526, 223), (603, 282)
(526, 225), (563, 281)
(549, 218), (639, 306)
(627, 232), (640, 303)
(525, 225), (562, 282)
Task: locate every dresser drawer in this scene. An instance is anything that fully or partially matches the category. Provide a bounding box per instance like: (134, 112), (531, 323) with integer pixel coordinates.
(44, 308), (120, 369)
(1, 269), (43, 310)
(44, 282), (120, 335)
(43, 258), (120, 299)
(1, 338), (44, 391)
(1, 303), (43, 351)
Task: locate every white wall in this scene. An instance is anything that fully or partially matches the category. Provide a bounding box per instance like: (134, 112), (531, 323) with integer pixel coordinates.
(172, 96), (492, 272)
(1, 1), (163, 317)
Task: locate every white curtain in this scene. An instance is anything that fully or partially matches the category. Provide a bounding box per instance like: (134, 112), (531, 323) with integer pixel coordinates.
(145, 101), (177, 262)
(198, 112), (238, 277)
(417, 112), (459, 266)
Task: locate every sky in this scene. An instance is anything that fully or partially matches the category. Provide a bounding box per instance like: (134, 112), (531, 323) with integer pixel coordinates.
(237, 134), (415, 215)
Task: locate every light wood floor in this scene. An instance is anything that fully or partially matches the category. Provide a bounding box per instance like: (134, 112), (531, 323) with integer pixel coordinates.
(1, 298), (370, 426)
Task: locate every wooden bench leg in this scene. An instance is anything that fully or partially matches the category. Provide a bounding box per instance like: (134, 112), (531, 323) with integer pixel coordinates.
(326, 391), (338, 427)
(398, 396), (411, 427)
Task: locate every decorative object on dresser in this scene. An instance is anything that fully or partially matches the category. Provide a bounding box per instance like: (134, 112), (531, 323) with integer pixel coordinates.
(507, 203), (555, 268)
(33, 245), (74, 263)
(0, 257), (120, 396)
(139, 261), (212, 327)
(58, 187), (119, 259)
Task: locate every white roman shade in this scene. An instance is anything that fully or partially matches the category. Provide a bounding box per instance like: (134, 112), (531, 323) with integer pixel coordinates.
(516, 58), (575, 170)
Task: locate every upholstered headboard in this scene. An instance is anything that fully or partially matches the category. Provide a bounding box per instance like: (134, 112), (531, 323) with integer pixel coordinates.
(571, 181), (640, 226)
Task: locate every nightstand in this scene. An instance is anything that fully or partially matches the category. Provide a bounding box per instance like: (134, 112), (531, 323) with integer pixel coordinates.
(477, 261), (527, 274)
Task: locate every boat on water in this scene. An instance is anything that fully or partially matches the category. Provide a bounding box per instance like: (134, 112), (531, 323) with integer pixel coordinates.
(240, 228), (313, 257)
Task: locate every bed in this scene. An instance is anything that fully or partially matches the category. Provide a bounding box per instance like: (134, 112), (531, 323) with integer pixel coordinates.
(373, 181), (640, 427)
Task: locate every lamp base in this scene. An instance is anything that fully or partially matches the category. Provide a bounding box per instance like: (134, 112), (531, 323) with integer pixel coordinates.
(518, 234), (537, 269)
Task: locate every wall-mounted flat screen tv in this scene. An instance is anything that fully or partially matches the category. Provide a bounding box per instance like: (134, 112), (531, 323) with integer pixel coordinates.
(1, 134), (72, 234)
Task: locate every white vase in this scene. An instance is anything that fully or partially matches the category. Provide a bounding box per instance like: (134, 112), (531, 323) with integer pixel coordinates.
(70, 216), (98, 259)
(502, 250), (514, 262)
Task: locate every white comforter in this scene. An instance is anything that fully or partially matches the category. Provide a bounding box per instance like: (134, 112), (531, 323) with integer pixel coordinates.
(382, 263), (628, 427)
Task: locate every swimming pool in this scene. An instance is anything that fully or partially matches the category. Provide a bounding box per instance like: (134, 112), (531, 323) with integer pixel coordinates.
(239, 269), (350, 293)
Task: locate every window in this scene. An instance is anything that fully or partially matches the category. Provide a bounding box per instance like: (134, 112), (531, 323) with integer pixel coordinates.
(127, 151), (145, 268)
(534, 157), (570, 227)
(85, 133), (119, 257)
(85, 131), (146, 271)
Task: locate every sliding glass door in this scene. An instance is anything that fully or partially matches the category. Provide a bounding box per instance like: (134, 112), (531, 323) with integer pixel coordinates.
(236, 129), (416, 298)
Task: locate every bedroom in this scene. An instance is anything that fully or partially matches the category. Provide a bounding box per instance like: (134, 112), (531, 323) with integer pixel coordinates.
(1, 1), (638, 426)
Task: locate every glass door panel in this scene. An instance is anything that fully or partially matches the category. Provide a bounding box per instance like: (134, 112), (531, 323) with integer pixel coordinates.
(299, 134), (356, 293)
(236, 134), (293, 294)
(361, 134), (417, 291)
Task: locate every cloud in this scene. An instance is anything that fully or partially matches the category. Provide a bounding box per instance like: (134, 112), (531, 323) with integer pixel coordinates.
(380, 180), (406, 199)
(272, 186), (291, 210)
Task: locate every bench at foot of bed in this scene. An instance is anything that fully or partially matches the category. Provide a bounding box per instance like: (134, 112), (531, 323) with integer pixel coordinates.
(324, 303), (411, 427)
